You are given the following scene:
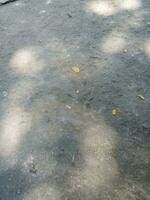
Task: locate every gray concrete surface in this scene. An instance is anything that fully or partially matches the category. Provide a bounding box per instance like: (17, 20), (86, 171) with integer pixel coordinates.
(0, 0), (150, 199)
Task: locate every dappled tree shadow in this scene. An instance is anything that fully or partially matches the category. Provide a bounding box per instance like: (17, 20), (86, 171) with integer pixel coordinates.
(0, 0), (150, 199)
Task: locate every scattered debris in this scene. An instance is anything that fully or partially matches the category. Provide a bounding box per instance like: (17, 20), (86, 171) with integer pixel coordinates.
(16, 190), (21, 195)
(67, 13), (72, 18)
(72, 66), (80, 73)
(89, 56), (101, 59)
(85, 102), (91, 109)
(137, 94), (145, 101)
(29, 163), (38, 175)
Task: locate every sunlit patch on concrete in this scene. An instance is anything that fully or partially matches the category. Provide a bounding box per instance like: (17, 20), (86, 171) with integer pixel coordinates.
(0, 107), (31, 156)
(76, 124), (117, 186)
(10, 47), (44, 75)
(24, 184), (60, 200)
(46, 0), (52, 4)
(117, 0), (141, 10)
(101, 32), (126, 54)
(144, 39), (150, 57)
(86, 0), (117, 16)
(67, 105), (119, 196)
(86, 0), (142, 16)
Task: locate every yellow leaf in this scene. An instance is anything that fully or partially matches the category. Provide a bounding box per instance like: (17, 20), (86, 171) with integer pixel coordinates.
(75, 89), (80, 94)
(112, 109), (117, 116)
(72, 66), (80, 73)
(137, 94), (145, 101)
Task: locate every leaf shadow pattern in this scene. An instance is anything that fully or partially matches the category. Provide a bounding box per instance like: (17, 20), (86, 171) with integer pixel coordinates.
(0, 0), (150, 199)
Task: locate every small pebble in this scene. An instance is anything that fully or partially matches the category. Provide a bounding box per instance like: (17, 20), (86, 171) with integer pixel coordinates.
(3, 91), (8, 97)
(146, 21), (150, 26)
(39, 10), (46, 14)
(75, 89), (80, 94)
(66, 105), (71, 109)
(29, 163), (38, 175)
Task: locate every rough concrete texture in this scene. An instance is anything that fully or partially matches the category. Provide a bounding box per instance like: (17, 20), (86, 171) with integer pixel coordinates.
(0, 0), (150, 199)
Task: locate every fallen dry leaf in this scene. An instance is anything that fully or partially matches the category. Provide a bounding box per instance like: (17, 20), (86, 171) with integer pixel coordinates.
(137, 94), (145, 101)
(112, 109), (117, 116)
(75, 89), (80, 94)
(72, 66), (80, 73)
